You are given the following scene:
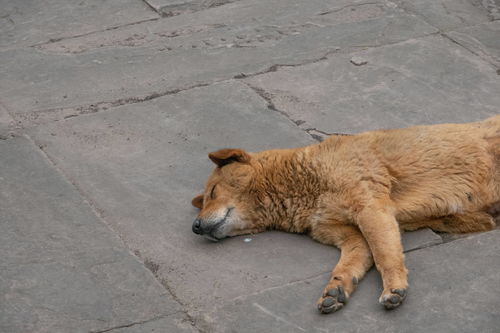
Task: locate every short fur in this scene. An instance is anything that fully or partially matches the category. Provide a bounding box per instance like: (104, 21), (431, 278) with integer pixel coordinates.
(191, 115), (500, 313)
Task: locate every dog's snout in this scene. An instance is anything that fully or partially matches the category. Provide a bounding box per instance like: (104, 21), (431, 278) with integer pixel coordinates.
(192, 219), (202, 234)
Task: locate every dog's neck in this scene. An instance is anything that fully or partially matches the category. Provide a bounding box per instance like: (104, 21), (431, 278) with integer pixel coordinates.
(250, 146), (326, 233)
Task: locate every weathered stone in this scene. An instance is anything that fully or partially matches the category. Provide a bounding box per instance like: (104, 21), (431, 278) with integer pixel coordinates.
(402, 228), (442, 251)
(144, 0), (240, 16)
(393, 0), (492, 31)
(207, 230), (500, 333)
(350, 56), (368, 66)
(0, 103), (14, 138)
(104, 313), (198, 333)
(0, 0), (436, 123)
(481, 0), (500, 19)
(245, 35), (500, 135)
(446, 21), (500, 67)
(0, 137), (182, 333)
(0, 0), (158, 50)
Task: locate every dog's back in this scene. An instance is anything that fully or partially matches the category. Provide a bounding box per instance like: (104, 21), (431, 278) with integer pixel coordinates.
(320, 115), (500, 223)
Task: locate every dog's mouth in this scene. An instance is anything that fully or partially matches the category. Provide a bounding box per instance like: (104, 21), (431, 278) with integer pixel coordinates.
(203, 208), (234, 241)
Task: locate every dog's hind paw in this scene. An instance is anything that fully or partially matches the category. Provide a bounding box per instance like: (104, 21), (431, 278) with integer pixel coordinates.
(317, 286), (347, 314)
(379, 288), (407, 310)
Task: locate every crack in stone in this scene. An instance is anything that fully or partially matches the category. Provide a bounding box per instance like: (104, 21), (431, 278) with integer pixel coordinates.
(89, 313), (177, 333)
(387, 0), (499, 69)
(242, 82), (323, 142)
(243, 77), (352, 142)
(138, 256), (203, 333)
(17, 32), (451, 129)
(316, 2), (382, 16)
(30, 18), (160, 48)
(14, 83), (212, 128)
(441, 32), (500, 69)
(140, 0), (162, 14)
(25, 133), (204, 332)
(233, 50), (341, 79)
(16, 50), (341, 128)
(305, 128), (352, 142)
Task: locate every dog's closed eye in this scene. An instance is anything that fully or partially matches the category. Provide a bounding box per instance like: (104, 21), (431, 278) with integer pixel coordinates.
(209, 184), (217, 200)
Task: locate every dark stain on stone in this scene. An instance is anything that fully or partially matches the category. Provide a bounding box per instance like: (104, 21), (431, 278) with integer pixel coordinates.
(144, 257), (160, 275)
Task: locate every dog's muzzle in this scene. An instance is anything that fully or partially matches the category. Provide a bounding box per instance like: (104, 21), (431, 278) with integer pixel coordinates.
(191, 218), (225, 240)
(192, 208), (233, 240)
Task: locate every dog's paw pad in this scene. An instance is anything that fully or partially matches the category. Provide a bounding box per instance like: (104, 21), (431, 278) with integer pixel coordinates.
(379, 288), (407, 310)
(317, 286), (346, 314)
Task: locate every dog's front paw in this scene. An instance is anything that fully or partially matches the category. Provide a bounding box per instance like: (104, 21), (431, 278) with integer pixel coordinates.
(379, 288), (407, 310)
(317, 286), (347, 314)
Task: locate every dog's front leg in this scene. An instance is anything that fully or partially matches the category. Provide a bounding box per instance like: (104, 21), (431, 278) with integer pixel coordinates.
(312, 223), (373, 313)
(356, 205), (408, 309)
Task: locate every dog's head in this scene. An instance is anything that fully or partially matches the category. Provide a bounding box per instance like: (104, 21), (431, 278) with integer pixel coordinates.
(191, 148), (265, 241)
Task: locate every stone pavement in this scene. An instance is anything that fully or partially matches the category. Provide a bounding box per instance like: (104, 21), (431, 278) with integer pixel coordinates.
(0, 0), (499, 332)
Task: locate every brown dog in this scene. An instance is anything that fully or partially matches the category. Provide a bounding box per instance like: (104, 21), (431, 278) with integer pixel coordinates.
(191, 115), (500, 313)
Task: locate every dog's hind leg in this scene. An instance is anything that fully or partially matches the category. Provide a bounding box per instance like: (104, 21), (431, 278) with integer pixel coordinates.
(311, 223), (373, 314)
(401, 211), (496, 233)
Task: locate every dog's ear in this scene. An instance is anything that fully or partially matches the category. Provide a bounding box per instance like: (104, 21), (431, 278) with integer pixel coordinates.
(208, 148), (251, 167)
(191, 194), (204, 209)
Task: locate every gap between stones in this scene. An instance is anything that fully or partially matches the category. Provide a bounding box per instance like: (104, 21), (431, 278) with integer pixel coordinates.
(141, 256), (203, 332)
(441, 32), (500, 69)
(23, 133), (203, 333)
(13, 49), (342, 129)
(89, 313), (179, 333)
(29, 18), (161, 49)
(387, 0), (499, 69)
(17, 30), (450, 129)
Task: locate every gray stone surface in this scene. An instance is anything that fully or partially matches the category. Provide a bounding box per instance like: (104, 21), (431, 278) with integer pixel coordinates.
(482, 0), (500, 19)
(447, 20), (500, 67)
(206, 230), (500, 333)
(0, 102), (14, 138)
(144, 0), (240, 16)
(107, 313), (198, 333)
(393, 0), (492, 31)
(0, 0), (158, 50)
(245, 35), (500, 136)
(401, 228), (442, 251)
(0, 0), (436, 123)
(28, 81), (441, 316)
(0, 137), (182, 333)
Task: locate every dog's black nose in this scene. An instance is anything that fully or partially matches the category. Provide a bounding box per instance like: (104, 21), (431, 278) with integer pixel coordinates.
(192, 219), (202, 234)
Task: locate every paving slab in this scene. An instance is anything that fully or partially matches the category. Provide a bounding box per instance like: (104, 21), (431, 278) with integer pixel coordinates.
(0, 0), (158, 50)
(245, 35), (500, 136)
(0, 0), (436, 124)
(28, 81), (441, 315)
(447, 20), (500, 67)
(392, 0), (493, 31)
(0, 136), (184, 333)
(207, 230), (500, 333)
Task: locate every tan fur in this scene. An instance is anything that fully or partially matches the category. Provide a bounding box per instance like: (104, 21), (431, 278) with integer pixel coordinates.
(192, 115), (500, 312)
